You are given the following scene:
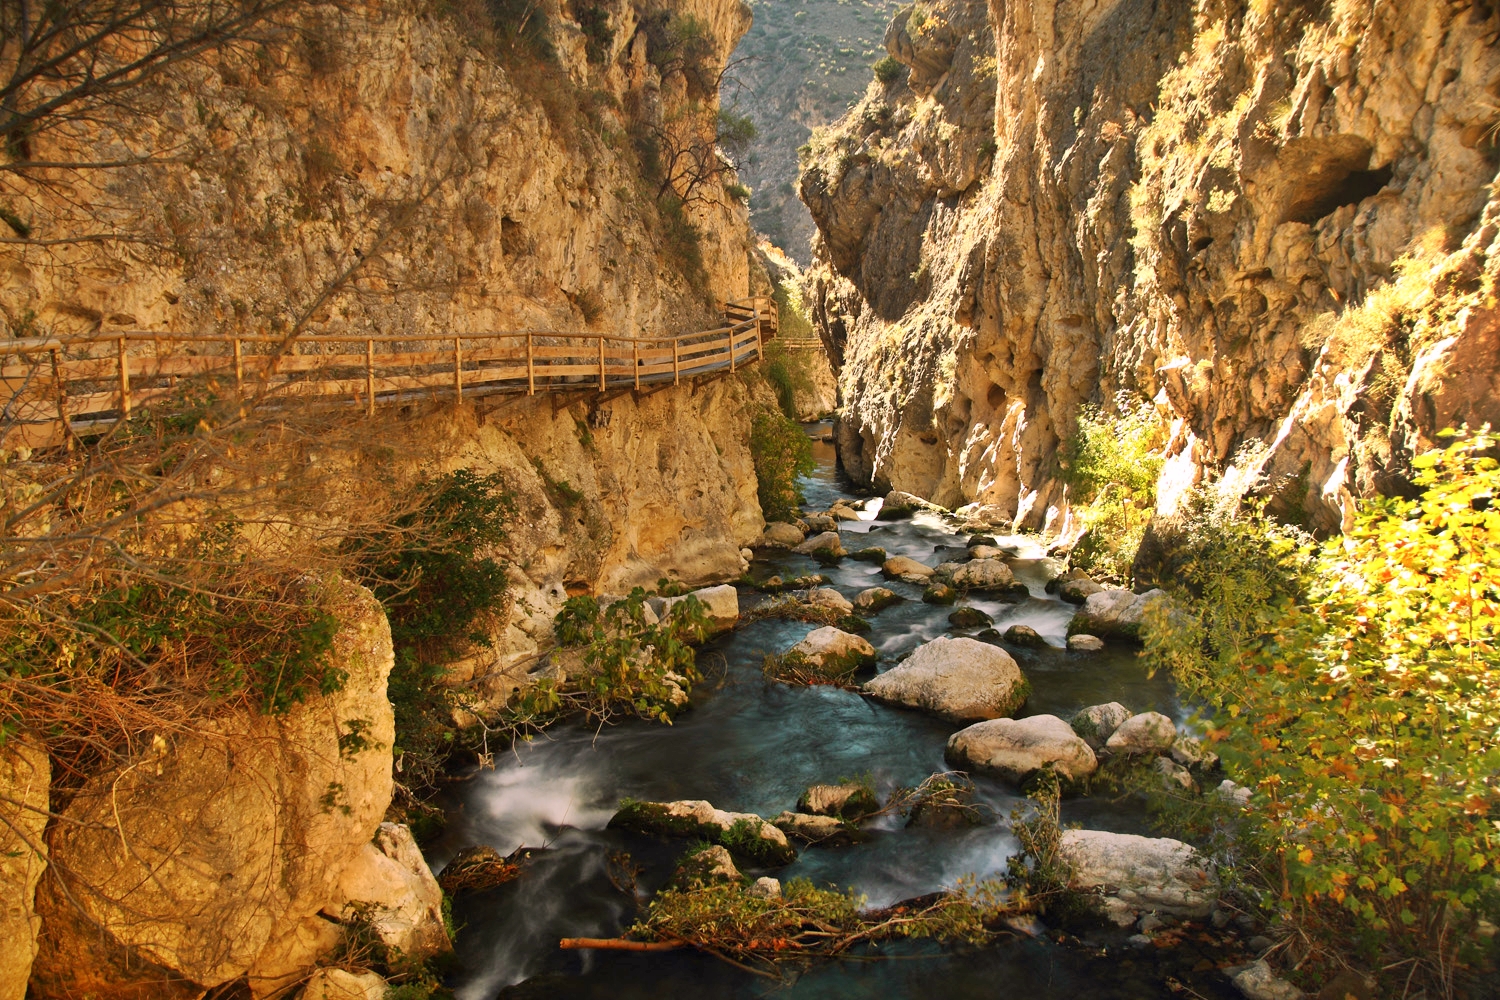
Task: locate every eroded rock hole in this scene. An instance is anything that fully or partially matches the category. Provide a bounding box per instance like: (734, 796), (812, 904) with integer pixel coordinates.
(1283, 164), (1393, 225)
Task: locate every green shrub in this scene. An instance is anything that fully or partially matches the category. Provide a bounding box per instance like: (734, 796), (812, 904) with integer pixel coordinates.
(575, 3), (613, 64)
(872, 55), (903, 84)
(1143, 429), (1500, 993)
(656, 194), (706, 289)
(750, 411), (815, 522)
(724, 181), (751, 203)
(1060, 399), (1164, 583)
(485, 0), (554, 60)
(350, 469), (513, 797)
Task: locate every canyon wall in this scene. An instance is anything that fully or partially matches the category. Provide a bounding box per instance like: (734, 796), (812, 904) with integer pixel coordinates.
(802, 0), (1500, 531)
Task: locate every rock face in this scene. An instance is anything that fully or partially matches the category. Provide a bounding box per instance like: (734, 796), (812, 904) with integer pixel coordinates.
(945, 715), (1098, 784)
(862, 636), (1028, 723)
(1068, 589), (1167, 641)
(802, 0), (1500, 532)
(327, 823), (450, 963)
(0, 739), (49, 1000)
(1060, 830), (1217, 924)
(31, 582), (395, 999)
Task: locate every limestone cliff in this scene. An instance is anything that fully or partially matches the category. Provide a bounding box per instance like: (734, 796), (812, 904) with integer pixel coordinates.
(802, 0), (1500, 531)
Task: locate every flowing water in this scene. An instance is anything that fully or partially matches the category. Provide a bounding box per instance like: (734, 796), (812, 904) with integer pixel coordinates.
(435, 423), (1242, 999)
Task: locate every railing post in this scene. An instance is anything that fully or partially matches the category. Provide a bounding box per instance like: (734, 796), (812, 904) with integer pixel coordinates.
(117, 336), (131, 420)
(454, 336), (463, 401)
(672, 337), (680, 386)
(365, 338), (375, 416)
(233, 338), (242, 387)
(51, 348), (70, 451)
(730, 326), (737, 373)
(527, 331), (535, 396)
(633, 339), (640, 391)
(598, 334), (606, 392)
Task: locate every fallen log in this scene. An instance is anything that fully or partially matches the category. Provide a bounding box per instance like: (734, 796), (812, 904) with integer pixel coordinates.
(559, 937), (683, 952)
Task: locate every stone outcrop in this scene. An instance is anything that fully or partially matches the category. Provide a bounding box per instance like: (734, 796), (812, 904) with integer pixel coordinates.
(326, 823), (450, 964)
(945, 715), (1098, 784)
(31, 583), (395, 999)
(0, 739), (49, 1000)
(802, 0), (1500, 533)
(862, 636), (1028, 722)
(1059, 830), (1218, 925)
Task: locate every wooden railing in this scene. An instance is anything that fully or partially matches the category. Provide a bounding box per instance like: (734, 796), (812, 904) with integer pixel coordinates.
(0, 296), (777, 449)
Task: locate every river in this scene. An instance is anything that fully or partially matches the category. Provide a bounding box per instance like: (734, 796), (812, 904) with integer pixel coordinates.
(433, 422), (1242, 999)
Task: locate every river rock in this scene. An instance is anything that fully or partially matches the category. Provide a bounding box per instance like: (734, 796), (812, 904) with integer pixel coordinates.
(609, 800), (795, 866)
(1003, 624), (1047, 648)
(1070, 702), (1132, 750)
(806, 587), (853, 615)
(1230, 959), (1305, 1000)
(300, 968), (388, 1000)
(850, 546), (887, 563)
(773, 812), (857, 844)
(922, 582), (957, 604)
(863, 637), (1029, 723)
(1068, 588), (1168, 640)
(650, 583), (739, 635)
(829, 505), (862, 522)
(854, 587), (901, 613)
(967, 544), (1005, 560)
(749, 877), (782, 900)
(968, 535), (998, 548)
(1155, 757), (1196, 791)
(948, 606), (992, 628)
(670, 845), (741, 887)
(327, 823), (451, 962)
(945, 715), (1098, 783)
(1106, 711), (1177, 754)
(932, 545), (972, 563)
(0, 738), (48, 1000)
(1171, 737), (1221, 773)
(791, 573), (830, 588)
(30, 582), (396, 999)
(952, 558), (1020, 593)
(882, 555), (935, 582)
(1216, 780), (1252, 807)
(804, 513), (838, 532)
(793, 531), (845, 560)
(1067, 634), (1105, 651)
(797, 783), (879, 819)
(881, 490), (929, 517)
(932, 561), (966, 579)
(757, 522), (806, 548)
(1057, 577), (1104, 604)
(785, 627), (878, 675)
(1059, 830), (1217, 923)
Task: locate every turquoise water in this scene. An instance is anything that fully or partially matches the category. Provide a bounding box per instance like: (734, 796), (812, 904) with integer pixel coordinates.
(436, 423), (1239, 999)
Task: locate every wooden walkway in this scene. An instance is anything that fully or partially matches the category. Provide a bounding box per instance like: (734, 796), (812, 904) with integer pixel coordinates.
(0, 297), (777, 449)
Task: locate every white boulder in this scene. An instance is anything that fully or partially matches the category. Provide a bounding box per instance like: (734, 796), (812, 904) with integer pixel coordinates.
(945, 715), (1098, 783)
(863, 637), (1028, 722)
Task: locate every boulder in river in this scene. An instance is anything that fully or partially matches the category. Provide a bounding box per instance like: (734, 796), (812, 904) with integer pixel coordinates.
(609, 800), (796, 866)
(669, 845), (741, 888)
(777, 626), (878, 680)
(1229, 960), (1305, 1000)
(922, 583), (957, 604)
(1057, 577), (1103, 604)
(806, 587), (853, 615)
(797, 783), (879, 819)
(853, 587), (901, 613)
(1058, 830), (1217, 924)
(757, 522), (806, 548)
(1003, 624), (1048, 648)
(948, 606), (992, 628)
(849, 546), (887, 563)
(881, 555), (934, 583)
(1170, 737), (1220, 773)
(803, 513), (838, 532)
(1067, 588), (1167, 641)
(828, 505), (862, 522)
(1105, 711), (1177, 754)
(302, 969), (388, 1000)
(945, 715), (1098, 784)
(863, 636), (1029, 723)
(1067, 634), (1104, 652)
(330, 823), (452, 963)
(772, 812), (859, 845)
(951, 557), (1021, 594)
(967, 544), (1005, 560)
(1070, 702), (1132, 750)
(881, 490), (938, 518)
(793, 531), (845, 560)
(649, 584), (739, 636)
